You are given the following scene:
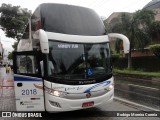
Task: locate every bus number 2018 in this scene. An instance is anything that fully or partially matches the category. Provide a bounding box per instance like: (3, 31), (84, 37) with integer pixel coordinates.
(21, 89), (37, 95)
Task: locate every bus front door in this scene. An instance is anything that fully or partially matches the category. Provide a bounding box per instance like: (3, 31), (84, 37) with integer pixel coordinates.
(13, 51), (45, 111)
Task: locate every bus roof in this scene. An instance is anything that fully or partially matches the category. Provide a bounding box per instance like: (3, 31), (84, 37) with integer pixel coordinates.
(32, 3), (106, 36)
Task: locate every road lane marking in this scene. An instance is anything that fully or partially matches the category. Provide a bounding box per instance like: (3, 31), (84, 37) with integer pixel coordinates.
(128, 84), (160, 91)
(114, 97), (160, 112)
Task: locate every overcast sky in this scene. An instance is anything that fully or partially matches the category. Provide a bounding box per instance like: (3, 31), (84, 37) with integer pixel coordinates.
(0, 0), (152, 52)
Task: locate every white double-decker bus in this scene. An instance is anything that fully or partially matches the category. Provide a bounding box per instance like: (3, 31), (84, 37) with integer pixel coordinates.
(13, 3), (129, 112)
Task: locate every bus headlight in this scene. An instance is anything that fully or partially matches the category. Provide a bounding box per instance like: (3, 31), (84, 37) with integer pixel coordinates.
(45, 87), (67, 97)
(105, 84), (114, 91)
(108, 84), (114, 90)
(52, 90), (61, 97)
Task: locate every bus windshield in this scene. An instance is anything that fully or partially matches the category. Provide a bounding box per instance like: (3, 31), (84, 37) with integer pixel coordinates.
(48, 41), (112, 80)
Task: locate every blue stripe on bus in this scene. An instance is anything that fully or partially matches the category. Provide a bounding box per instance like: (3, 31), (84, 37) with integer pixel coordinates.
(84, 80), (111, 93)
(14, 76), (42, 82)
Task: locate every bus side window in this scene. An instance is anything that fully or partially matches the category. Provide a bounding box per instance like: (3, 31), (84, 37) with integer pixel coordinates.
(16, 55), (38, 74)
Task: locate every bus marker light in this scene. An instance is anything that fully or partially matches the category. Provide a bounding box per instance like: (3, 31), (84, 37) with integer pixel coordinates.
(104, 84), (114, 91)
(86, 93), (91, 98)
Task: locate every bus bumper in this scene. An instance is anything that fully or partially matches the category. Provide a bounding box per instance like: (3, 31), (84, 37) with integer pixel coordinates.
(45, 89), (114, 112)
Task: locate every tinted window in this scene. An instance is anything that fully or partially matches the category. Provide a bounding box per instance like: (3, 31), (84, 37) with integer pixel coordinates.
(39, 3), (106, 36)
(48, 41), (111, 80)
(16, 55), (37, 74)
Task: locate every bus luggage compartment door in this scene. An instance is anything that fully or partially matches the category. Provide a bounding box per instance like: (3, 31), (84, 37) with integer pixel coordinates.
(14, 74), (45, 111)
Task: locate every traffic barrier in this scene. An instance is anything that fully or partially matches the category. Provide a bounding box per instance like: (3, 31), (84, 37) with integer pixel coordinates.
(1, 86), (14, 89)
(2, 79), (14, 87)
(1, 79), (14, 96)
(2, 87), (15, 96)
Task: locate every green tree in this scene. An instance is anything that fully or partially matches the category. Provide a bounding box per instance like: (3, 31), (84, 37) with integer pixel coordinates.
(105, 13), (132, 52)
(128, 10), (155, 68)
(131, 10), (155, 48)
(149, 21), (160, 43)
(107, 10), (155, 68)
(0, 3), (31, 50)
(147, 20), (160, 59)
(8, 52), (13, 60)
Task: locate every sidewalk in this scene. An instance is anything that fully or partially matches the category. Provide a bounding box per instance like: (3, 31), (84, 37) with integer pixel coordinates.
(0, 67), (16, 111)
(0, 67), (14, 96)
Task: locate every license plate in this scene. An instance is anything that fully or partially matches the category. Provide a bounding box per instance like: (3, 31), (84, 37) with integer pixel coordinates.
(82, 101), (94, 107)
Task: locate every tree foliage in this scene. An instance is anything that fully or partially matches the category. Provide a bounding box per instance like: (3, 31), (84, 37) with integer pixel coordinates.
(0, 3), (31, 49)
(149, 21), (160, 42)
(8, 52), (13, 60)
(108, 10), (155, 49)
(106, 9), (155, 68)
(132, 10), (155, 48)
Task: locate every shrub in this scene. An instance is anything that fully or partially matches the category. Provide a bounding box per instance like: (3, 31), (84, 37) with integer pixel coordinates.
(113, 56), (160, 72)
(149, 44), (160, 58)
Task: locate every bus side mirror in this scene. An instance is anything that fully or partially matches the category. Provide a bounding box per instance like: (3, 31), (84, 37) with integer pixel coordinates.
(108, 33), (130, 54)
(33, 29), (49, 53)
